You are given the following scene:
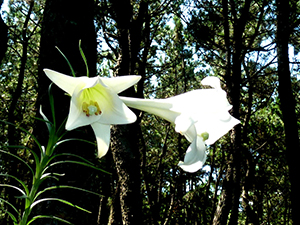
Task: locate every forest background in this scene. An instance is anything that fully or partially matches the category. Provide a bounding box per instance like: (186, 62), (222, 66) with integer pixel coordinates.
(0, 0), (299, 224)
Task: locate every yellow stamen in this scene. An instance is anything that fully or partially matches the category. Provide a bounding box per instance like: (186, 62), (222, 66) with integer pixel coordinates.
(82, 101), (102, 117)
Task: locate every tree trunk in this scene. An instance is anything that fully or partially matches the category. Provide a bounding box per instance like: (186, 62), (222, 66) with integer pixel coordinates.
(34, 0), (99, 224)
(213, 0), (252, 224)
(110, 124), (142, 225)
(276, 0), (299, 224)
(105, 1), (148, 224)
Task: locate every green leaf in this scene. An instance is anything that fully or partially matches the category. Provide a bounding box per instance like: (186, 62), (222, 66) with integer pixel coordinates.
(43, 160), (111, 175)
(27, 215), (73, 225)
(48, 83), (56, 128)
(0, 173), (29, 195)
(79, 40), (89, 77)
(48, 152), (95, 166)
(1, 209), (19, 224)
(34, 185), (103, 201)
(0, 184), (27, 197)
(39, 105), (52, 133)
(0, 197), (21, 216)
(0, 149), (34, 175)
(30, 198), (91, 213)
(55, 46), (76, 77)
(0, 120), (42, 151)
(2, 145), (41, 169)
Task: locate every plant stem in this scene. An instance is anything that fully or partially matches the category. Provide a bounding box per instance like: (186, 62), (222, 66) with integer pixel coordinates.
(19, 154), (49, 225)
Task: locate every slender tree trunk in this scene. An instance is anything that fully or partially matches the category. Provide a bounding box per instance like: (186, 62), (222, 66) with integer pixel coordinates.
(106, 1), (148, 224)
(276, 0), (299, 224)
(213, 0), (253, 223)
(7, 1), (34, 144)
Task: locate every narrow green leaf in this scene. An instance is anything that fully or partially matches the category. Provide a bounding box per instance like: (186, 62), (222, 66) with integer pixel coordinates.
(39, 105), (52, 133)
(0, 197), (21, 216)
(2, 145), (41, 168)
(0, 174), (29, 195)
(43, 160), (111, 175)
(48, 152), (95, 166)
(0, 120), (42, 150)
(48, 83), (56, 128)
(55, 138), (96, 148)
(79, 40), (89, 77)
(55, 46), (76, 77)
(27, 215), (73, 225)
(0, 149), (34, 175)
(1, 209), (18, 224)
(35, 185), (103, 201)
(30, 198), (91, 213)
(0, 184), (27, 197)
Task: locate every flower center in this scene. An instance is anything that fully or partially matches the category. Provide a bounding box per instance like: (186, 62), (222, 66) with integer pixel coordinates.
(82, 100), (102, 117)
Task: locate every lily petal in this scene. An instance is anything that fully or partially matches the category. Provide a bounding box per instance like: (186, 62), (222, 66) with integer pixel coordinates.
(167, 89), (232, 114)
(120, 97), (180, 122)
(44, 69), (91, 95)
(91, 123), (111, 158)
(196, 112), (240, 145)
(201, 76), (222, 89)
(101, 75), (141, 94)
(174, 114), (196, 134)
(178, 136), (207, 173)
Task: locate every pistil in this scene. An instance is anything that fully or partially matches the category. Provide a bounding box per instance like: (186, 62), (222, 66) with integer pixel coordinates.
(82, 100), (102, 117)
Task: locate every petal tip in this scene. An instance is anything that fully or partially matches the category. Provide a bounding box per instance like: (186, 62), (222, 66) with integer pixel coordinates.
(201, 76), (221, 89)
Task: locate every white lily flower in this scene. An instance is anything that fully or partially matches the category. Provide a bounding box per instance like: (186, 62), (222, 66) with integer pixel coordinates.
(43, 69), (141, 157)
(120, 76), (240, 172)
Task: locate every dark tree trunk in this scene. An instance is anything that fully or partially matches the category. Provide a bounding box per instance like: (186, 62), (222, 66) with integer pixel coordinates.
(213, 0), (252, 224)
(37, 0), (96, 127)
(110, 124), (142, 225)
(276, 0), (299, 224)
(34, 0), (99, 224)
(105, 1), (147, 224)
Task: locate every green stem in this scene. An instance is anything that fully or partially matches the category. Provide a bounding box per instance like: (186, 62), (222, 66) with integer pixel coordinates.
(19, 154), (49, 225)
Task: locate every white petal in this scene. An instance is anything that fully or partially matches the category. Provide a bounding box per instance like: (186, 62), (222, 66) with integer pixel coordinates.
(182, 124), (197, 143)
(178, 136), (207, 173)
(120, 97), (180, 123)
(43, 69), (91, 95)
(195, 112), (240, 145)
(174, 114), (196, 134)
(95, 89), (137, 125)
(201, 76), (221, 89)
(101, 75), (141, 94)
(91, 123), (111, 158)
(168, 89), (231, 114)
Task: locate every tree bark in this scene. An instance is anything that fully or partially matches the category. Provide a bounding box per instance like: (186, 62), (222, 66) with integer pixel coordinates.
(110, 124), (142, 225)
(105, 1), (148, 224)
(276, 0), (299, 224)
(34, 0), (99, 224)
